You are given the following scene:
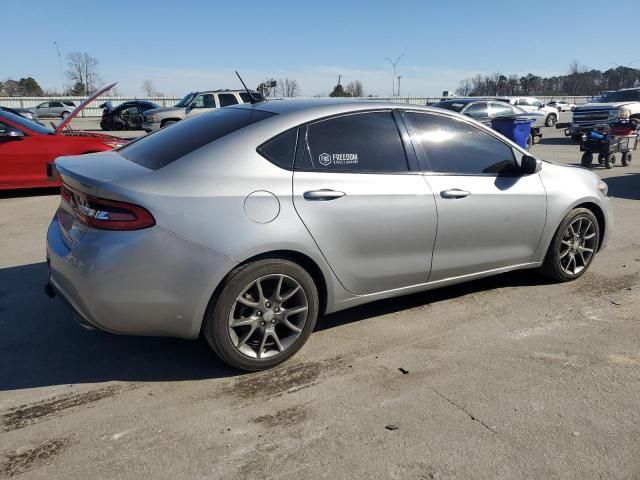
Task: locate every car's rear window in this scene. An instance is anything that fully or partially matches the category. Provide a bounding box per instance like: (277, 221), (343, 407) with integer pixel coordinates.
(119, 108), (274, 170)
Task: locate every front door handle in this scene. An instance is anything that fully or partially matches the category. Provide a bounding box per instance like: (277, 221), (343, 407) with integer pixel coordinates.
(440, 189), (471, 199)
(303, 189), (346, 201)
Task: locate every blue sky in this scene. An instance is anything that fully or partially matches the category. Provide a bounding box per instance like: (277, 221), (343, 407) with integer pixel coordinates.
(3, 0), (639, 96)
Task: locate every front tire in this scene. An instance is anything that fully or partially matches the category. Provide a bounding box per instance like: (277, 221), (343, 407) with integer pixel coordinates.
(541, 208), (600, 282)
(622, 152), (632, 166)
(61, 111), (70, 119)
(161, 120), (177, 128)
(203, 259), (319, 371)
(545, 114), (557, 127)
(581, 152), (593, 168)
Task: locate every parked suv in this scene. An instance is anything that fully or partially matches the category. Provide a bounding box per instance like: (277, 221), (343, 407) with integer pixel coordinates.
(34, 100), (76, 118)
(568, 88), (640, 140)
(508, 97), (559, 127)
(142, 89), (264, 132)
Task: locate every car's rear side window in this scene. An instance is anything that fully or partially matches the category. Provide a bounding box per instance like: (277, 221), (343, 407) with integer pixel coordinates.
(119, 108), (274, 170)
(295, 111), (408, 173)
(257, 128), (298, 170)
(218, 94), (239, 107)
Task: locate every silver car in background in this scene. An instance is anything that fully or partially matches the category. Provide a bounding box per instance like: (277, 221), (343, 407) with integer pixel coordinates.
(46, 100), (612, 371)
(34, 100), (76, 118)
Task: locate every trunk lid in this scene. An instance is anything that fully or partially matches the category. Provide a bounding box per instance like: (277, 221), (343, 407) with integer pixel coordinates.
(54, 152), (153, 249)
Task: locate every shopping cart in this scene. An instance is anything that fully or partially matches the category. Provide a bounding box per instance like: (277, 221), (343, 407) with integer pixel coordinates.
(580, 122), (638, 169)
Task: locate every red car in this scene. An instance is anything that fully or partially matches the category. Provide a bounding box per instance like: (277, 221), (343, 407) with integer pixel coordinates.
(0, 83), (128, 190)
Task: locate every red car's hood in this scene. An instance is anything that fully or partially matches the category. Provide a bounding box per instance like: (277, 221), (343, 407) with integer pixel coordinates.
(55, 82), (117, 134)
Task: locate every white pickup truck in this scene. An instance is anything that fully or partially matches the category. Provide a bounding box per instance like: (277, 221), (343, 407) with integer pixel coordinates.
(568, 88), (640, 140)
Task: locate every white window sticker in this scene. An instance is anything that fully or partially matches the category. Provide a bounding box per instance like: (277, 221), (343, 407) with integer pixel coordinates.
(318, 152), (359, 167)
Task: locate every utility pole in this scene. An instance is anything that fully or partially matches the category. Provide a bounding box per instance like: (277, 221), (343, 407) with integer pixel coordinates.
(397, 75), (402, 96)
(611, 60), (638, 89)
(54, 41), (64, 93)
(385, 54), (405, 96)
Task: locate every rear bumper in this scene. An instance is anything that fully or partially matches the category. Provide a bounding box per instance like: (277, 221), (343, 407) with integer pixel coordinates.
(46, 217), (237, 339)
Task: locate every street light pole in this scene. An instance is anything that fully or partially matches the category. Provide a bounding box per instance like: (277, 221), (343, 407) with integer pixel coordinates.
(397, 75), (402, 97)
(610, 60), (638, 89)
(54, 42), (64, 93)
(385, 54), (405, 96)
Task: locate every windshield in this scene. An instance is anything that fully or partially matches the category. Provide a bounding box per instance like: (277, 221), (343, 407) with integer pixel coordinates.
(175, 93), (196, 108)
(602, 90), (640, 102)
(0, 110), (53, 134)
(432, 102), (466, 112)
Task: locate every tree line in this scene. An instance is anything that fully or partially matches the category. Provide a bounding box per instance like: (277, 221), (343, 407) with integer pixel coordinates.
(456, 62), (640, 97)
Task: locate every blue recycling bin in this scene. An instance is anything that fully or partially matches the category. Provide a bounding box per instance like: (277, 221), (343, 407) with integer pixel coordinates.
(491, 116), (533, 149)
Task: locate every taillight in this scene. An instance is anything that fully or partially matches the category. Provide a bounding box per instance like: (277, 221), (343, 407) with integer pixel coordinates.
(60, 184), (155, 231)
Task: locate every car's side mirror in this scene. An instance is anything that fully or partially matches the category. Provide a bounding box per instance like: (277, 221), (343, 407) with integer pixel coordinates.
(520, 155), (541, 174)
(2, 129), (25, 138)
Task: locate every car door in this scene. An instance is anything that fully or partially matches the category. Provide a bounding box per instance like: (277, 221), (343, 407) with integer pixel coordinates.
(186, 93), (216, 118)
(121, 105), (142, 128)
(36, 102), (50, 117)
(0, 122), (49, 187)
(402, 110), (547, 281)
(292, 110), (437, 295)
(49, 101), (63, 117)
(461, 102), (490, 126)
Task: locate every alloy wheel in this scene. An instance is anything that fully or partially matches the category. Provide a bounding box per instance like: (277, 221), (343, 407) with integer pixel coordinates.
(558, 217), (597, 275)
(228, 274), (308, 359)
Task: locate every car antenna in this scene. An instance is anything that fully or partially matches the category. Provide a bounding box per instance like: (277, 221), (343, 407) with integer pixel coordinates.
(235, 71), (261, 104)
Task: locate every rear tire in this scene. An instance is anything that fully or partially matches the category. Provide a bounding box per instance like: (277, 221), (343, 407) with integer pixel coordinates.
(541, 208), (600, 282)
(203, 258), (319, 371)
(526, 134), (534, 150)
(622, 152), (632, 166)
(161, 120), (177, 128)
(61, 111), (70, 119)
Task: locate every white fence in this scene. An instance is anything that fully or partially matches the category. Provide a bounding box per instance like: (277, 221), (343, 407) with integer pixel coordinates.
(0, 95), (594, 117)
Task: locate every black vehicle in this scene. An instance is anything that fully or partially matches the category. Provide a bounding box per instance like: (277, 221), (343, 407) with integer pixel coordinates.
(432, 98), (542, 149)
(100, 100), (160, 131)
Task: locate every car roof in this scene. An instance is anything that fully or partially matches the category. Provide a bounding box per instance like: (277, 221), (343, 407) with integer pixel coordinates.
(225, 100), (464, 132)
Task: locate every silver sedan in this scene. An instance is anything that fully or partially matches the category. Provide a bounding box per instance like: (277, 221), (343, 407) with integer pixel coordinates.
(46, 100), (612, 370)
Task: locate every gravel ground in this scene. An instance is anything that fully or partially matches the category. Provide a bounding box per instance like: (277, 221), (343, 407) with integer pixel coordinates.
(0, 114), (639, 479)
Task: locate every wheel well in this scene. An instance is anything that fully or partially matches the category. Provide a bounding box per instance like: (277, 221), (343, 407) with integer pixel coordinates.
(161, 118), (180, 127)
(208, 250), (329, 320)
(575, 202), (606, 250)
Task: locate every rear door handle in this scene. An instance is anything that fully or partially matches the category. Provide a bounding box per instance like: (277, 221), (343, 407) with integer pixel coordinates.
(303, 189), (346, 201)
(440, 189), (471, 199)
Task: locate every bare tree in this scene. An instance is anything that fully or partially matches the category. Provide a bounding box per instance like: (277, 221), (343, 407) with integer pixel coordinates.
(277, 78), (300, 97)
(141, 79), (162, 97)
(65, 52), (101, 95)
(345, 80), (364, 97)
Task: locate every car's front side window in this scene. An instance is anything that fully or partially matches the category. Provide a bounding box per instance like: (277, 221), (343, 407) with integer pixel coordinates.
(489, 102), (515, 117)
(37, 103), (48, 109)
(462, 102), (488, 119)
(191, 94), (215, 108)
(295, 111), (408, 173)
(405, 112), (518, 175)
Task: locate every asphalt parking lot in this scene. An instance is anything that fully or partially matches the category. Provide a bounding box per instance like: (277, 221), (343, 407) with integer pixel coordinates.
(1, 113), (639, 479)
